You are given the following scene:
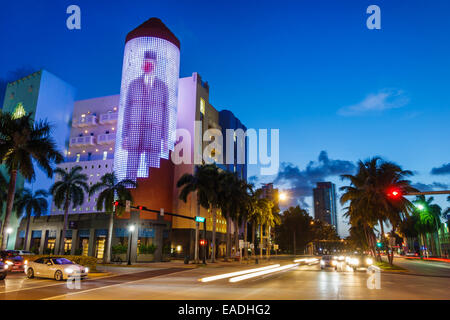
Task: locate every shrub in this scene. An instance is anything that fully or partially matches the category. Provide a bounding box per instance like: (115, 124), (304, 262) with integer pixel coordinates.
(139, 244), (156, 254)
(28, 255), (97, 271)
(112, 244), (128, 255)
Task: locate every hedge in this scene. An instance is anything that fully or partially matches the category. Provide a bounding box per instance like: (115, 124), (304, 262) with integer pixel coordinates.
(27, 255), (98, 271)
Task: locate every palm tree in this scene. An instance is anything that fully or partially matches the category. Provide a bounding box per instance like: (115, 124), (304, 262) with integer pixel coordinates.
(0, 112), (63, 249)
(177, 164), (221, 262)
(413, 195), (442, 257)
(15, 188), (48, 250)
(89, 173), (136, 263)
(50, 166), (89, 254)
(340, 157), (417, 264)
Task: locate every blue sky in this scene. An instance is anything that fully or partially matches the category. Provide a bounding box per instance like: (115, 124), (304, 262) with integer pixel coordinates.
(1, 0), (450, 236)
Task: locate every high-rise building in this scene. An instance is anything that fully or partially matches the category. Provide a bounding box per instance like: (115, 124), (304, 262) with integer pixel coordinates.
(2, 70), (75, 249)
(313, 182), (338, 232)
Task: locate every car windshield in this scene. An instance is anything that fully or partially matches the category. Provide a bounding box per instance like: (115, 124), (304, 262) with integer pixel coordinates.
(322, 255), (332, 260)
(52, 258), (74, 265)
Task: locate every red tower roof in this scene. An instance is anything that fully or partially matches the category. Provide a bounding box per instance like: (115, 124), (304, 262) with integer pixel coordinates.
(125, 17), (180, 49)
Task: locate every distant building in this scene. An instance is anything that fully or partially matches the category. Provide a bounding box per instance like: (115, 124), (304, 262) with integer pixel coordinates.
(1, 70), (75, 249)
(313, 182), (338, 233)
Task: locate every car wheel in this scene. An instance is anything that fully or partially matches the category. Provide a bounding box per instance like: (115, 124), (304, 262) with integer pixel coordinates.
(54, 270), (63, 281)
(0, 272), (6, 280)
(26, 268), (34, 279)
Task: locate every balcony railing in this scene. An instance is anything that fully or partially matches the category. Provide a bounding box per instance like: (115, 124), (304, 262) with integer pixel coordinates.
(69, 136), (96, 147)
(72, 114), (97, 127)
(99, 112), (118, 124)
(97, 133), (116, 145)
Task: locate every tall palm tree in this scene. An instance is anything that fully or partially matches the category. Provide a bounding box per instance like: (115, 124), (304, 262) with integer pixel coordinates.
(340, 157), (417, 264)
(15, 188), (48, 250)
(177, 164), (221, 262)
(89, 173), (136, 263)
(413, 195), (442, 256)
(0, 112), (63, 249)
(50, 166), (89, 254)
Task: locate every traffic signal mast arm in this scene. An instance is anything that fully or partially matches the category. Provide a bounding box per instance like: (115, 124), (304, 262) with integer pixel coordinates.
(404, 190), (450, 196)
(114, 201), (199, 221)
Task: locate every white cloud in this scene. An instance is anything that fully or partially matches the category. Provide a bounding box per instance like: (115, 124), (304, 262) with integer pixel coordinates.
(338, 89), (409, 116)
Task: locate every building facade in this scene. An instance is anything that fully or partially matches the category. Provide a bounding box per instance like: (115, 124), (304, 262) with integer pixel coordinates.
(313, 182), (338, 232)
(2, 70), (75, 249)
(14, 19), (248, 262)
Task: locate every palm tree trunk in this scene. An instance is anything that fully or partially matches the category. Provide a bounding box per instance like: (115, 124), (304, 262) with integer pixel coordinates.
(24, 213), (31, 250)
(60, 198), (70, 255)
(211, 204), (216, 263)
(1, 170), (18, 250)
(104, 211), (114, 263)
(234, 218), (239, 258)
(259, 224), (263, 260)
(251, 223), (255, 256)
(244, 219), (248, 259)
(226, 215), (231, 261)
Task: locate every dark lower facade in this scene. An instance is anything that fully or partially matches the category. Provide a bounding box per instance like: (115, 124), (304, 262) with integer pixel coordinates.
(15, 211), (171, 262)
(170, 228), (228, 261)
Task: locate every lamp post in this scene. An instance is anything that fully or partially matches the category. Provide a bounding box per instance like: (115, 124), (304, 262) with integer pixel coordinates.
(6, 228), (13, 249)
(127, 224), (135, 265)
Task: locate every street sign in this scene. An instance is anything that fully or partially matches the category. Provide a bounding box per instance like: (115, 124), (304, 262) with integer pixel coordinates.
(125, 200), (131, 213)
(195, 216), (205, 223)
(160, 208), (164, 216)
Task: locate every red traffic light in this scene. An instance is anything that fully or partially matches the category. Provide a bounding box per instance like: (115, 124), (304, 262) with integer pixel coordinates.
(199, 239), (206, 246)
(114, 201), (119, 207)
(387, 189), (402, 198)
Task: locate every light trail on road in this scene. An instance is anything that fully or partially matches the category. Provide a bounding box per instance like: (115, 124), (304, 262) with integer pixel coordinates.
(229, 263), (299, 283)
(199, 264), (281, 282)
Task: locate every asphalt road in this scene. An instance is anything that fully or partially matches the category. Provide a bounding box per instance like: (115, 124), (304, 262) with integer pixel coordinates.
(0, 258), (448, 300)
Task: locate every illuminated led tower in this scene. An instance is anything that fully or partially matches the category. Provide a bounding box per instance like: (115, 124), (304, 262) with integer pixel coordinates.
(115, 18), (180, 183)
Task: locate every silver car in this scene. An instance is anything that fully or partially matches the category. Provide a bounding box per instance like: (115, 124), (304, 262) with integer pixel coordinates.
(25, 257), (89, 281)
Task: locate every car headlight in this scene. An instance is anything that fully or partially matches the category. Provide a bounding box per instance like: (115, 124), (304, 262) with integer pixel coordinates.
(320, 260), (325, 265)
(84, 267), (89, 273)
(366, 258), (373, 265)
(65, 268), (74, 274)
(4, 264), (8, 270)
(5, 260), (13, 265)
(331, 260), (337, 266)
(339, 256), (344, 261)
(352, 258), (360, 265)
(24, 260), (28, 265)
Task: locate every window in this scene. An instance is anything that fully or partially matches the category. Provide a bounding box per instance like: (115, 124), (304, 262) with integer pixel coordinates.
(103, 151), (108, 160)
(200, 98), (205, 115)
(76, 153), (80, 162)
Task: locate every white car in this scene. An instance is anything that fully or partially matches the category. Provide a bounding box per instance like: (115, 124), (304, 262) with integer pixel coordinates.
(25, 257), (89, 281)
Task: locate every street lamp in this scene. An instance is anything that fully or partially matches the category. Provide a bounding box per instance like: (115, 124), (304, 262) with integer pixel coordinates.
(416, 204), (425, 211)
(127, 224), (135, 265)
(279, 192), (287, 201)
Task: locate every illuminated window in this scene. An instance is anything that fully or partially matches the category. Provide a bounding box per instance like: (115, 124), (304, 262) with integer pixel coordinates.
(200, 98), (205, 115)
(76, 153), (80, 162)
(103, 151), (108, 160)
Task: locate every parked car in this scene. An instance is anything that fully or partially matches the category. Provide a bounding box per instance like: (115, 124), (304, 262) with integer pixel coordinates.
(25, 257), (89, 281)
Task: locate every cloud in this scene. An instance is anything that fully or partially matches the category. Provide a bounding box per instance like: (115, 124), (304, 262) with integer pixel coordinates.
(431, 163), (450, 175)
(274, 151), (356, 208)
(338, 89), (409, 116)
(411, 182), (448, 192)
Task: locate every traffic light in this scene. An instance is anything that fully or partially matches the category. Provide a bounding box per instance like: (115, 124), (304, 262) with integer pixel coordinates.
(199, 239), (206, 246)
(387, 188), (402, 199)
(114, 201), (120, 207)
